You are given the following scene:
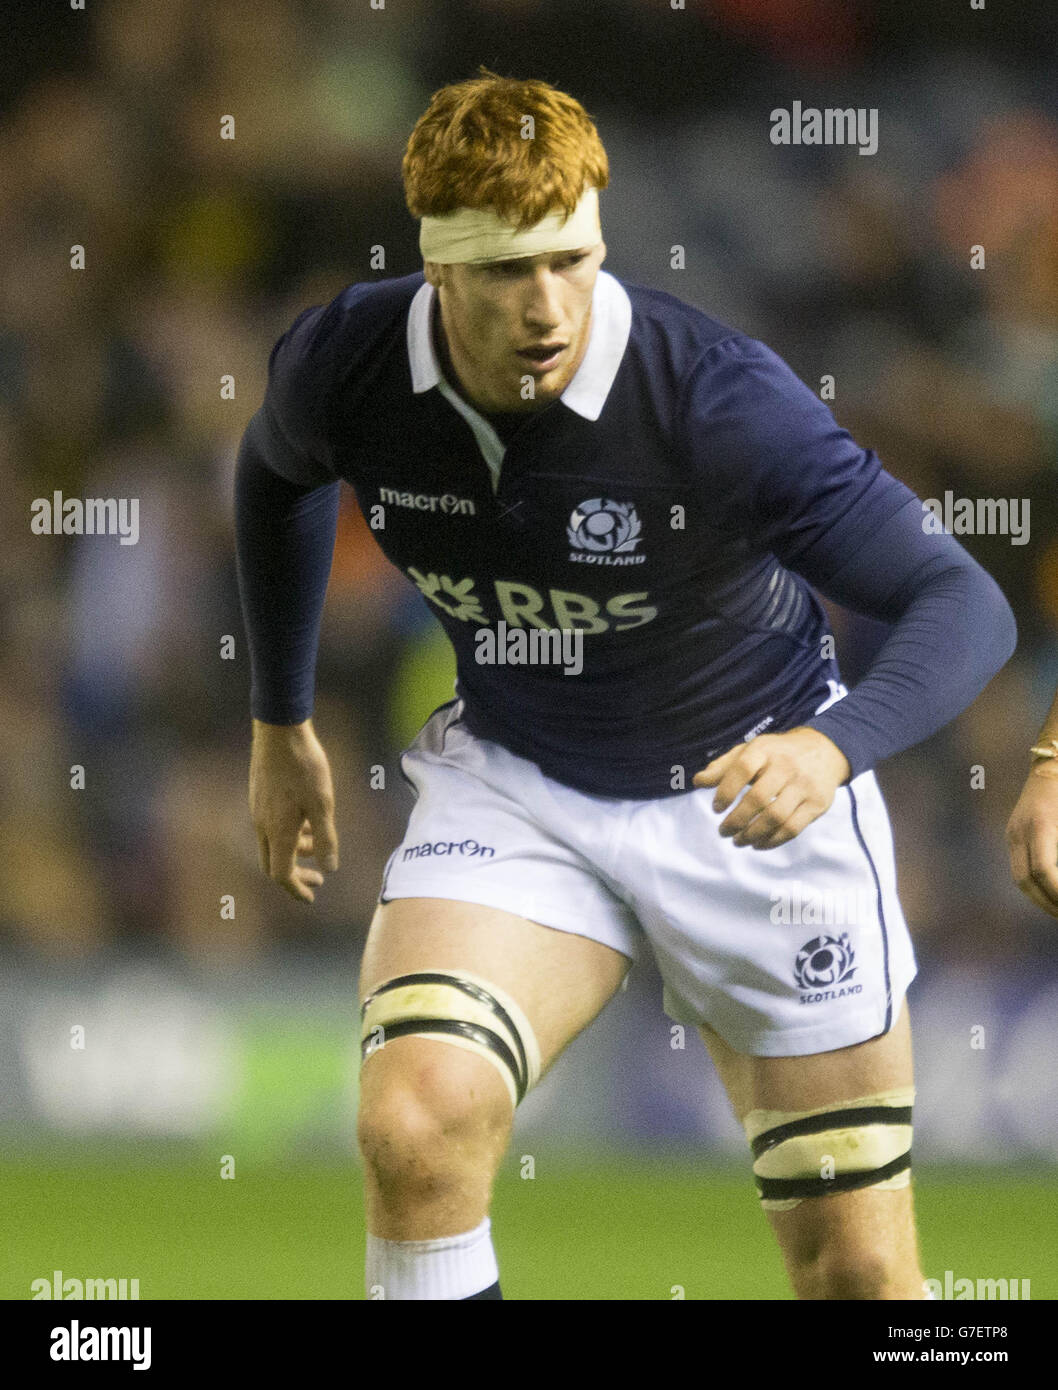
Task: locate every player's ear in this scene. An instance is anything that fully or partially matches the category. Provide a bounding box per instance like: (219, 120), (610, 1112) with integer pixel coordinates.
(423, 260), (443, 289)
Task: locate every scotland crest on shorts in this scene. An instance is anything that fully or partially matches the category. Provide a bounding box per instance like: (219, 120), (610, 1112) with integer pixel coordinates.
(794, 933), (856, 990)
(567, 498), (645, 565)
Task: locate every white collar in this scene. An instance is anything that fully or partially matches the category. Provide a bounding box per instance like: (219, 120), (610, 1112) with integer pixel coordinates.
(406, 268), (632, 423)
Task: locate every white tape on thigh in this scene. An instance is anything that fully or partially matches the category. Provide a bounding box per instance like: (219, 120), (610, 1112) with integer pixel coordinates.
(361, 970), (541, 1108)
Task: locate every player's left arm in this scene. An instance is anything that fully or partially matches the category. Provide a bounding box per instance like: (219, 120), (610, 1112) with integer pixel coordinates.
(685, 336), (1017, 850)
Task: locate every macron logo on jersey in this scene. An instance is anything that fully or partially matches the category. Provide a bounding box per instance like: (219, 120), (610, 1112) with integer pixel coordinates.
(567, 498), (646, 565)
(379, 487), (476, 516)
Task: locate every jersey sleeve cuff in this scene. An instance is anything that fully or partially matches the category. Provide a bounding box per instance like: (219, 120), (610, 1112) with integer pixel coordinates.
(250, 693), (314, 726)
(802, 712), (872, 783)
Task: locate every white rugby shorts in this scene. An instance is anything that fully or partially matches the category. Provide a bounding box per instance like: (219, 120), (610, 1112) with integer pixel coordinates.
(378, 694), (916, 1056)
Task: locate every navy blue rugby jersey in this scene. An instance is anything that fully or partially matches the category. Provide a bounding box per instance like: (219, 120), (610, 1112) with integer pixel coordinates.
(234, 269), (1016, 800)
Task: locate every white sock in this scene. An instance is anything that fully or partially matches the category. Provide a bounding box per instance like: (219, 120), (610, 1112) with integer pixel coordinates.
(366, 1217), (499, 1300)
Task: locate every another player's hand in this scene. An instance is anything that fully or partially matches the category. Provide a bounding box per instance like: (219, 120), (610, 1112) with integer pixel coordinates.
(248, 717), (340, 903)
(1005, 760), (1058, 918)
(692, 728), (852, 851)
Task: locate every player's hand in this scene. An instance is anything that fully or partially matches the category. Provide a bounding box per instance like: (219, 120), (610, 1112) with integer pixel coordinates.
(248, 718), (340, 903)
(692, 727), (852, 851)
(1005, 760), (1058, 918)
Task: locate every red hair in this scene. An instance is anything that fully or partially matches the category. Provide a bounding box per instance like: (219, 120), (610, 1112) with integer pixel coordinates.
(403, 67), (609, 230)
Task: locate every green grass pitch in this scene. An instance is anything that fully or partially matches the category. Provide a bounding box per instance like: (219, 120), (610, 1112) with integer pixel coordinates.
(3, 1153), (1054, 1300)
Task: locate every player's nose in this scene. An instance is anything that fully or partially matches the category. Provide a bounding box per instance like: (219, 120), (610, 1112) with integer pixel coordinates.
(521, 269), (564, 330)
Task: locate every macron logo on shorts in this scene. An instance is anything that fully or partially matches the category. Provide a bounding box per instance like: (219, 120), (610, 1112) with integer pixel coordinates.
(403, 838), (495, 861)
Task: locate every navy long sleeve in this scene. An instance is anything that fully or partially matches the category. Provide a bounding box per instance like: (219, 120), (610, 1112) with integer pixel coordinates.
(234, 409), (339, 725)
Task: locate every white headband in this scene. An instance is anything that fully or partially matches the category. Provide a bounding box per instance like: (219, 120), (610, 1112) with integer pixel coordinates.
(419, 186), (601, 264)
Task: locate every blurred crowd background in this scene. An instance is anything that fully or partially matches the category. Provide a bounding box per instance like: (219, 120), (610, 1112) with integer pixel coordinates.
(2, 0), (1058, 1156)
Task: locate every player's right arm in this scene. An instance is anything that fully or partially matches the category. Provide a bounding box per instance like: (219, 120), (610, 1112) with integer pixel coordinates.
(234, 304), (343, 902)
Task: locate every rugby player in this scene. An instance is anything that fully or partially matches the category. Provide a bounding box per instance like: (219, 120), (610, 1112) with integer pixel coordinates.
(235, 71), (1017, 1300)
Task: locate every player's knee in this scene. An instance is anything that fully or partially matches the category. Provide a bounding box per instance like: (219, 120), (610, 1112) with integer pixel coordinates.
(790, 1244), (898, 1301)
(357, 1043), (512, 1197)
(357, 969), (540, 1202)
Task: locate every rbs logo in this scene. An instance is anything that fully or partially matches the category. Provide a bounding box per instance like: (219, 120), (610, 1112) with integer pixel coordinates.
(406, 567), (657, 633)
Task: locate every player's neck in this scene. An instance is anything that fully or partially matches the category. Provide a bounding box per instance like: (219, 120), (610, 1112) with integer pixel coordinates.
(430, 298), (478, 410)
